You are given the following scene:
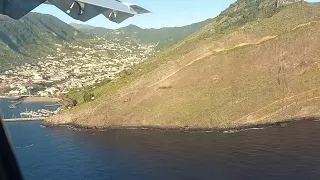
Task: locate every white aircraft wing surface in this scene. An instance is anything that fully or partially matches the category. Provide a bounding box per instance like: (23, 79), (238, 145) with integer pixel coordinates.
(0, 0), (149, 23)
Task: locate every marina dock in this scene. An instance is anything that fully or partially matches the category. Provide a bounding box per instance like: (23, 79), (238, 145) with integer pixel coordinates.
(3, 117), (45, 122)
(0, 96), (23, 100)
(44, 104), (60, 107)
(8, 100), (24, 109)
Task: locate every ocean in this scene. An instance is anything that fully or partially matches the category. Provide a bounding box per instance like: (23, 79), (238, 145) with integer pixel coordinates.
(2, 101), (320, 180)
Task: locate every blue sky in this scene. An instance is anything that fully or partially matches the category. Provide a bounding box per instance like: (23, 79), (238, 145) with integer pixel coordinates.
(33, 0), (320, 29)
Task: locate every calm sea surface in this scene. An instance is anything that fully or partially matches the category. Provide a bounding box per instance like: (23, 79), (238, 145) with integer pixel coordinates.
(2, 101), (320, 180)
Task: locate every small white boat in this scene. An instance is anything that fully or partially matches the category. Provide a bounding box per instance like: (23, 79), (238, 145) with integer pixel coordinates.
(20, 108), (42, 118)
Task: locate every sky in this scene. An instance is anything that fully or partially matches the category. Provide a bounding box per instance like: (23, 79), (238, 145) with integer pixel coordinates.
(32, 0), (320, 29)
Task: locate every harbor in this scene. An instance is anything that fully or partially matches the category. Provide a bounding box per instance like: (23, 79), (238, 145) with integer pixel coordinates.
(3, 108), (62, 122)
(4, 117), (45, 122)
(8, 100), (24, 109)
(0, 98), (63, 122)
(0, 95), (23, 100)
(20, 108), (62, 118)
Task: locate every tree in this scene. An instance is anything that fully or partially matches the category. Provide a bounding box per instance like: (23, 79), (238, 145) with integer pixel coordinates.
(83, 92), (94, 102)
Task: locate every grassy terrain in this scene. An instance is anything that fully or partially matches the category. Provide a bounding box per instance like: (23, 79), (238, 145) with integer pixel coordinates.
(47, 1), (320, 129)
(67, 1), (316, 105)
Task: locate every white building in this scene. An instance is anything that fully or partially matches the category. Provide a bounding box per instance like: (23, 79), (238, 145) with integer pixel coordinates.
(18, 86), (27, 94)
(8, 90), (20, 95)
(37, 91), (49, 97)
(45, 87), (57, 96)
(33, 74), (43, 80)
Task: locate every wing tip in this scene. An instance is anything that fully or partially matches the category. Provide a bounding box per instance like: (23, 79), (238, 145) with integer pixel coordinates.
(130, 5), (150, 14)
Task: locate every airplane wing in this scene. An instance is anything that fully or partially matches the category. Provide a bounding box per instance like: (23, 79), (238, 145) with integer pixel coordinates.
(102, 1), (150, 23)
(0, 0), (149, 23)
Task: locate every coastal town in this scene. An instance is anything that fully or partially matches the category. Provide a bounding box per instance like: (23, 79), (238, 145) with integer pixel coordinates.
(0, 36), (155, 98)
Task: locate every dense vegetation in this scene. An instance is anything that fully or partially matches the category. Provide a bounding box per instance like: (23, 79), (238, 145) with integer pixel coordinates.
(0, 13), (82, 70)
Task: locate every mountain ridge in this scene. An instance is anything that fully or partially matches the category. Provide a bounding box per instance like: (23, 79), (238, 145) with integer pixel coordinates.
(71, 19), (213, 50)
(0, 12), (82, 70)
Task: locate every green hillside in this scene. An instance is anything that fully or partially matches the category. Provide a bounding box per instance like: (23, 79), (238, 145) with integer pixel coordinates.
(69, 23), (97, 30)
(72, 19), (212, 50)
(47, 1), (320, 129)
(0, 12), (82, 70)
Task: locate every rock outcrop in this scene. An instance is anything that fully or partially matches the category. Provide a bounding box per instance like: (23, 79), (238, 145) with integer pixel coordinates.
(275, 0), (304, 8)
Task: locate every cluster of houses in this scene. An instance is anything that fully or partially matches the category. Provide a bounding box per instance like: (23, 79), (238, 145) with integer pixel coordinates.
(0, 37), (155, 97)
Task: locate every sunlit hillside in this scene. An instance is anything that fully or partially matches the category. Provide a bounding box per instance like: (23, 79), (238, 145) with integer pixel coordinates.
(47, 1), (320, 129)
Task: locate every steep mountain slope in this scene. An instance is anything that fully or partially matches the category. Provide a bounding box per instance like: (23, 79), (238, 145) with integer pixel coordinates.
(0, 13), (81, 70)
(47, 1), (320, 129)
(69, 23), (97, 30)
(70, 23), (112, 34)
(72, 19), (212, 50)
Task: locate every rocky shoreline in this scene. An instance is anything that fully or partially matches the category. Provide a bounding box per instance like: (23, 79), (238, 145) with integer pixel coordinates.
(43, 116), (320, 133)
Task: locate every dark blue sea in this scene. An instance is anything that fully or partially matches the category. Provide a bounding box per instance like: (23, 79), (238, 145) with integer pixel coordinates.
(2, 101), (320, 180)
